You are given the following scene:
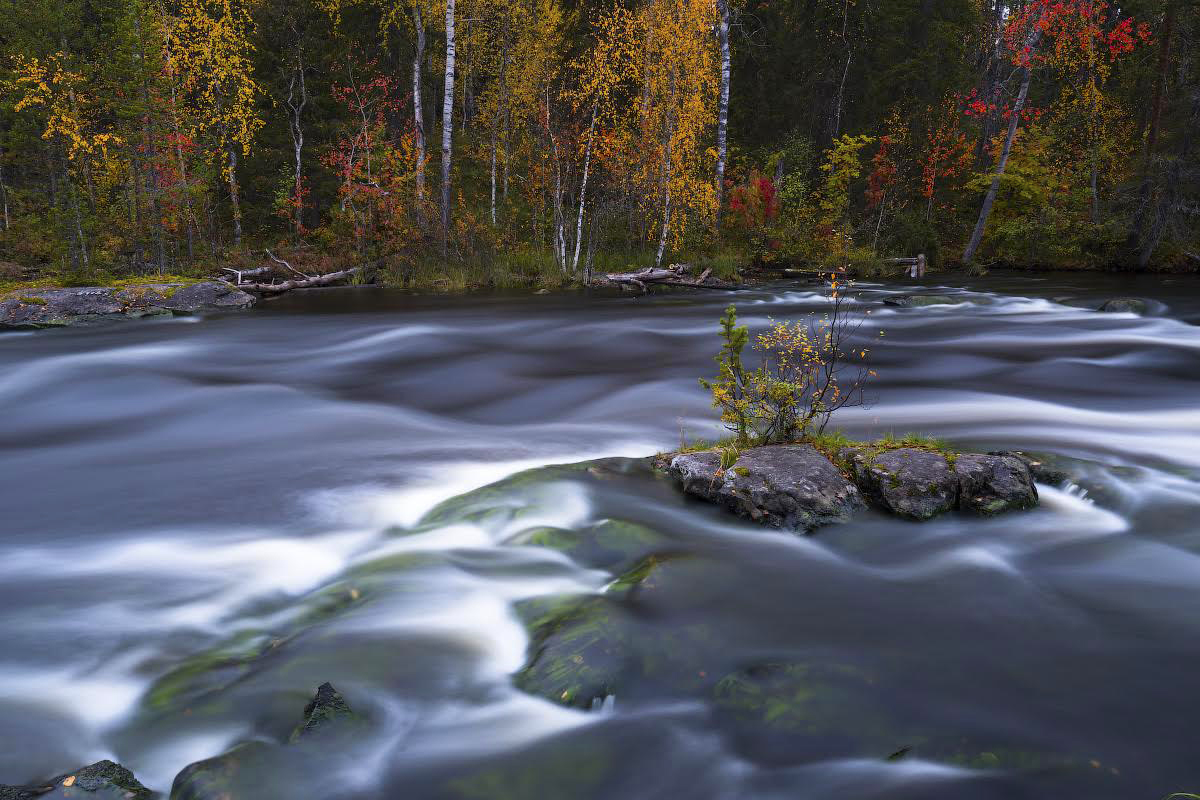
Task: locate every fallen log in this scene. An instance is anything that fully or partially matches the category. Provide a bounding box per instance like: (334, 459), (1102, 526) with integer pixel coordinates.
(220, 266), (273, 284)
(603, 263), (738, 291)
(231, 266), (364, 294)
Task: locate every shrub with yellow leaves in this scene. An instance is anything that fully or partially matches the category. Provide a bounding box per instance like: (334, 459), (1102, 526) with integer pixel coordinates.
(700, 272), (877, 445)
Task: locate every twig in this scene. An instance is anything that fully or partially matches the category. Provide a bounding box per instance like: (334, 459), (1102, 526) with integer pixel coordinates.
(265, 248), (312, 280)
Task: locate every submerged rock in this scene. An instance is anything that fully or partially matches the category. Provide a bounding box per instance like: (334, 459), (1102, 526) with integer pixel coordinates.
(0, 282), (254, 329)
(842, 447), (958, 521)
(514, 554), (736, 708)
(1, 760), (154, 800)
(170, 683), (359, 800)
(882, 294), (960, 307)
(170, 742), (274, 800)
(666, 445), (864, 532)
(1097, 297), (1147, 314)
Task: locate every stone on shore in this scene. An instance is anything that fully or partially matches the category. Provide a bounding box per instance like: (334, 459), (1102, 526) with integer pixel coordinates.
(666, 445), (864, 532)
(0, 282), (254, 329)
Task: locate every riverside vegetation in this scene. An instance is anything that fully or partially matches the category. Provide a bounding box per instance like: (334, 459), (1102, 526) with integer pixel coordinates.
(0, 0), (1196, 293)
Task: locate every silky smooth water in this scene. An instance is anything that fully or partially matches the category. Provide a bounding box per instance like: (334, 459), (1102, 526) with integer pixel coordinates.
(1, 272), (1198, 799)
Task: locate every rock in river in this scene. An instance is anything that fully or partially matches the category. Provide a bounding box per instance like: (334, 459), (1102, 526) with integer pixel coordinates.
(665, 445), (864, 532)
(952, 452), (1039, 515)
(663, 444), (1038, 529)
(843, 447), (1038, 520)
(1097, 297), (1148, 314)
(842, 447), (959, 521)
(0, 760), (154, 800)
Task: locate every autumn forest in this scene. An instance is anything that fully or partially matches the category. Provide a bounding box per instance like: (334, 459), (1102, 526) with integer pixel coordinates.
(1, 0), (1197, 287)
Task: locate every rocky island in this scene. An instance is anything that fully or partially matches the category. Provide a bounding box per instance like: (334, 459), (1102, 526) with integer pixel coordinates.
(659, 440), (1039, 532)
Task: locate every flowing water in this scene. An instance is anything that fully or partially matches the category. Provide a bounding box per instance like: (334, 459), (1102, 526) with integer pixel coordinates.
(1, 272), (1198, 799)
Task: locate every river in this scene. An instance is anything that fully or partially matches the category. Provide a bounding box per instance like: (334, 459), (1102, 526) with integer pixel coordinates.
(1, 271), (1198, 799)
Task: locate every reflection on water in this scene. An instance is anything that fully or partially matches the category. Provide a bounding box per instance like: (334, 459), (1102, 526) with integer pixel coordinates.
(0, 271), (1198, 798)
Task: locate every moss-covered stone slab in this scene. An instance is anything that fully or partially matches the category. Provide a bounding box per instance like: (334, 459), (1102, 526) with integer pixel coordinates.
(0, 282), (254, 329)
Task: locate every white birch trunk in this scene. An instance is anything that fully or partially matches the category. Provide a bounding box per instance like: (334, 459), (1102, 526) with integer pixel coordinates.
(412, 3), (426, 202)
(571, 103), (598, 274)
(714, 0), (731, 229)
(440, 0), (456, 254)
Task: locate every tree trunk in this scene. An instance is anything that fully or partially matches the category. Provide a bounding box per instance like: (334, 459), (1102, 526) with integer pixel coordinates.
(832, 0), (851, 138)
(1127, 0), (1175, 260)
(490, 124), (497, 225)
(286, 54), (309, 240)
(714, 0), (731, 229)
(571, 104), (598, 274)
(164, 39), (196, 263)
(440, 0), (456, 256)
(228, 142), (242, 248)
(963, 23), (1042, 265)
(412, 3), (427, 202)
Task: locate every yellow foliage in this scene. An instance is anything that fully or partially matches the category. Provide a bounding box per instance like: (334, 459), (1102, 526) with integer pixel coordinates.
(164, 0), (265, 174)
(10, 53), (122, 161)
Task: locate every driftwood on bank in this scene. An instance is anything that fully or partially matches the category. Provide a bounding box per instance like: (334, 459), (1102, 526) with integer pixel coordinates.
(884, 254), (927, 278)
(602, 263), (734, 292)
(228, 266), (364, 295)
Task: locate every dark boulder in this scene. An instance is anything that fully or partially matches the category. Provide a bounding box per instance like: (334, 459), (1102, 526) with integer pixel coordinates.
(953, 453), (1038, 515)
(289, 682), (356, 742)
(842, 447), (958, 521)
(1097, 297), (1147, 314)
(157, 282), (255, 313)
(666, 445), (864, 532)
(989, 450), (1072, 486)
(1, 760), (154, 800)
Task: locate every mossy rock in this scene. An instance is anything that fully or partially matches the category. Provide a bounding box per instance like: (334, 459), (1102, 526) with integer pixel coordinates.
(509, 518), (667, 572)
(513, 554), (733, 708)
(170, 741), (281, 800)
(444, 732), (614, 800)
(711, 661), (907, 762)
(16, 761), (155, 800)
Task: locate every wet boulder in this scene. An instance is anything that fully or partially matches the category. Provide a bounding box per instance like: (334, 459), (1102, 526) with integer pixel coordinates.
(882, 294), (960, 307)
(0, 760), (154, 800)
(665, 445), (864, 532)
(952, 453), (1038, 515)
(514, 555), (737, 708)
(170, 742), (275, 800)
(171, 683), (360, 800)
(842, 447), (959, 521)
(289, 682), (356, 742)
(1097, 297), (1147, 314)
